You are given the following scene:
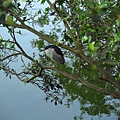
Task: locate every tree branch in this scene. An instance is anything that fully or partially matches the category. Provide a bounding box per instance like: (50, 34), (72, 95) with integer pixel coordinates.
(52, 67), (120, 99)
(4, 22), (75, 52)
(47, 0), (76, 44)
(1, 52), (21, 61)
(4, 21), (120, 90)
(2, 2), (120, 99)
(77, 51), (120, 90)
(25, 69), (43, 83)
(7, 9), (25, 24)
(76, 75), (120, 99)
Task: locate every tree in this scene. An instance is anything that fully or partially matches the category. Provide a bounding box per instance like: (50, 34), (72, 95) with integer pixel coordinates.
(0, 0), (120, 105)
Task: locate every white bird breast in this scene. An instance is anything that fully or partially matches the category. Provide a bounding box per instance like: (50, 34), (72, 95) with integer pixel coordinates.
(45, 48), (54, 59)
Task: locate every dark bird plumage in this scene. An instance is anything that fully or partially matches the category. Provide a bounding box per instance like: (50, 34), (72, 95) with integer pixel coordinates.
(44, 45), (65, 64)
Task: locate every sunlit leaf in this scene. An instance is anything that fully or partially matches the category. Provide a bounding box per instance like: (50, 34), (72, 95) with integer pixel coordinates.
(88, 42), (95, 52)
(10, 43), (15, 48)
(2, 42), (7, 47)
(56, 41), (60, 46)
(0, 37), (3, 42)
(97, 2), (108, 9)
(6, 15), (13, 24)
(117, 14), (120, 22)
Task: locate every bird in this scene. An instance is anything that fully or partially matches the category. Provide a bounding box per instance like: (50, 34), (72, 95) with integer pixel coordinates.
(44, 45), (65, 64)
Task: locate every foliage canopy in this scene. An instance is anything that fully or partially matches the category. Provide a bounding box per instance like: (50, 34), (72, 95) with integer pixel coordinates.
(0, 0), (120, 109)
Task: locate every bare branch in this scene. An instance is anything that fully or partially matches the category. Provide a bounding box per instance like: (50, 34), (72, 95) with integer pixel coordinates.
(25, 69), (43, 82)
(1, 52), (21, 61)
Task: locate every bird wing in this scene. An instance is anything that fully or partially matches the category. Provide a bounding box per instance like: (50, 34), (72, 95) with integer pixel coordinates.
(52, 49), (65, 64)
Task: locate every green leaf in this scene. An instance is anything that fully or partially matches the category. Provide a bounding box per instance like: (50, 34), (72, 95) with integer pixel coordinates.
(75, 8), (87, 16)
(36, 40), (44, 50)
(58, 0), (65, 5)
(56, 42), (60, 46)
(10, 43), (15, 48)
(97, 2), (109, 9)
(86, 1), (95, 7)
(88, 42), (95, 52)
(90, 65), (99, 80)
(41, 0), (46, 4)
(118, 74), (120, 80)
(3, 0), (12, 7)
(6, 15), (13, 24)
(23, 78), (29, 85)
(23, 80), (27, 85)
(2, 42), (7, 47)
(64, 34), (73, 44)
(0, 37), (3, 42)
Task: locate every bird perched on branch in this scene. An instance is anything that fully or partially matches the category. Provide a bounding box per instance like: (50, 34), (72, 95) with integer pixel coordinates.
(44, 45), (65, 64)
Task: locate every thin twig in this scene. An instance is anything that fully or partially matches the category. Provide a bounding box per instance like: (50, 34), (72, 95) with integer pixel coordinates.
(47, 0), (76, 43)
(1, 53), (21, 61)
